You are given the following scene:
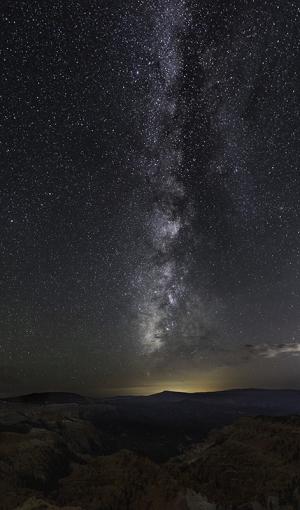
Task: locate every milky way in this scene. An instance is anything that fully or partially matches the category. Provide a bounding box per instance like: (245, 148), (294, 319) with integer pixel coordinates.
(135, 0), (192, 355)
(0, 0), (299, 395)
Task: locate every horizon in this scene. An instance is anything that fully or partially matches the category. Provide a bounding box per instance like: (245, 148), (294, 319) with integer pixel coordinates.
(4, 385), (300, 401)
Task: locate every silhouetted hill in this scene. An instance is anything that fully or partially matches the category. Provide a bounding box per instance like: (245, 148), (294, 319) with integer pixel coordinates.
(148, 388), (300, 408)
(4, 388), (300, 409)
(147, 390), (190, 401)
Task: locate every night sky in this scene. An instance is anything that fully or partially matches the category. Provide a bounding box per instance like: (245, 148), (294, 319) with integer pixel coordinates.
(1, 0), (299, 396)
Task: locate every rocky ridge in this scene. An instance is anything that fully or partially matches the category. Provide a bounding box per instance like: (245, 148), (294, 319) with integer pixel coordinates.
(1, 394), (300, 509)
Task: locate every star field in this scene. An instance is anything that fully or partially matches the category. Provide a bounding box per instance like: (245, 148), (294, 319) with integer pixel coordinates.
(0, 0), (299, 395)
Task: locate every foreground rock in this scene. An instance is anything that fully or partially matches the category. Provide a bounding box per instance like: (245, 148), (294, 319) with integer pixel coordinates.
(168, 416), (300, 509)
(57, 450), (185, 510)
(15, 499), (80, 510)
(1, 400), (300, 509)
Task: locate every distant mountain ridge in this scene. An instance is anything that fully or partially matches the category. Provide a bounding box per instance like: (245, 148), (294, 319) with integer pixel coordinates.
(150, 388), (300, 397)
(3, 387), (300, 407)
(148, 387), (300, 402)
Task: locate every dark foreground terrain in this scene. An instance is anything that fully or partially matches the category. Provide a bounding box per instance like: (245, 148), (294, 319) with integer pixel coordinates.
(1, 389), (300, 509)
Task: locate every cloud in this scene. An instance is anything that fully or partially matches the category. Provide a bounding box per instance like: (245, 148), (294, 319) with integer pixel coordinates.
(142, 338), (300, 378)
(245, 343), (300, 359)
